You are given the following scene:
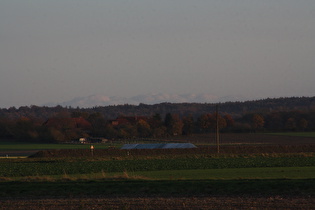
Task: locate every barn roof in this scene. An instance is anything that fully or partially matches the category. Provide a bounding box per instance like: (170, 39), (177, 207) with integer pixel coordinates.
(121, 143), (197, 149)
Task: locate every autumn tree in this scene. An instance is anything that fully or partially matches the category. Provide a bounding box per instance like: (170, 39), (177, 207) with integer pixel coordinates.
(197, 114), (213, 132)
(48, 127), (67, 142)
(148, 114), (163, 128)
(0, 119), (14, 139)
(151, 126), (167, 138)
(164, 113), (183, 136)
(217, 114), (227, 130)
(285, 118), (297, 131)
(118, 123), (138, 139)
(298, 118), (308, 131)
(251, 114), (265, 131)
(71, 111), (89, 119)
(137, 119), (151, 137)
(12, 117), (41, 141)
(182, 115), (194, 135)
(149, 113), (167, 137)
(103, 124), (119, 139)
(265, 112), (284, 131)
(224, 114), (234, 128)
(197, 113), (227, 133)
(88, 113), (107, 137)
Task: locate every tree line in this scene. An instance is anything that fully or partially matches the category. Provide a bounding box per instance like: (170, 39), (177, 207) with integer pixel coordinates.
(1, 96), (315, 120)
(0, 96), (315, 142)
(0, 109), (315, 143)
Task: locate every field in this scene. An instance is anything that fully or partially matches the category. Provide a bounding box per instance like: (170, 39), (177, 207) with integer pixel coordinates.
(1, 133), (315, 209)
(267, 132), (315, 138)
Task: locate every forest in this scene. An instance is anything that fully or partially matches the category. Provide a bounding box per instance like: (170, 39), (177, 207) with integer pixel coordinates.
(0, 96), (315, 143)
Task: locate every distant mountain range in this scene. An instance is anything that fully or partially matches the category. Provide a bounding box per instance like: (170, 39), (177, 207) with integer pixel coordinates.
(45, 93), (248, 108)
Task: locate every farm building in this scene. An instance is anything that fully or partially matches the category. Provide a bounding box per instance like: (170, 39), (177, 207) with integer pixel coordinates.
(121, 143), (197, 149)
(78, 137), (108, 144)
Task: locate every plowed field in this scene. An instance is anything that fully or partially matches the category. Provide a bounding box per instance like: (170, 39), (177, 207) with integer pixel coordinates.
(1, 196), (314, 209)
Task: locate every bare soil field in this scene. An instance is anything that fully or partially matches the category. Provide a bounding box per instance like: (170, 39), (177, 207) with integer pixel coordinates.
(179, 133), (315, 145)
(0, 150), (40, 157)
(1, 196), (314, 210)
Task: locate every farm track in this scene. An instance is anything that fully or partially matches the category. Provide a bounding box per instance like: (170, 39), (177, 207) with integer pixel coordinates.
(1, 196), (315, 209)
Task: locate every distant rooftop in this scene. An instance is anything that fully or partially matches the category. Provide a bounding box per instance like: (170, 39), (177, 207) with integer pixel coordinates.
(121, 143), (197, 149)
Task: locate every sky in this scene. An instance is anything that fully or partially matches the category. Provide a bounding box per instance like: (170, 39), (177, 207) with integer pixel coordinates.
(1, 0), (315, 108)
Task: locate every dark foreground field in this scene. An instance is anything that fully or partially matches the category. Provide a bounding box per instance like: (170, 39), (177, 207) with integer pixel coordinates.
(1, 196), (315, 209)
(1, 179), (315, 209)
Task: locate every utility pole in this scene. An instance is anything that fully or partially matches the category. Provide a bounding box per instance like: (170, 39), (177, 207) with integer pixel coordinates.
(215, 104), (220, 153)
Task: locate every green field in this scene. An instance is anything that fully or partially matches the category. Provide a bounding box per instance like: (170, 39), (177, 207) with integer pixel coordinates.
(268, 132), (315, 138)
(1, 155), (315, 177)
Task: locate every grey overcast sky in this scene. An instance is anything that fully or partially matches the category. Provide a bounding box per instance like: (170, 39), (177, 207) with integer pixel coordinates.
(1, 0), (315, 108)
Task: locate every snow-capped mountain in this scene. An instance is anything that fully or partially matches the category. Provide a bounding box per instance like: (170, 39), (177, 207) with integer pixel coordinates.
(46, 93), (247, 108)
